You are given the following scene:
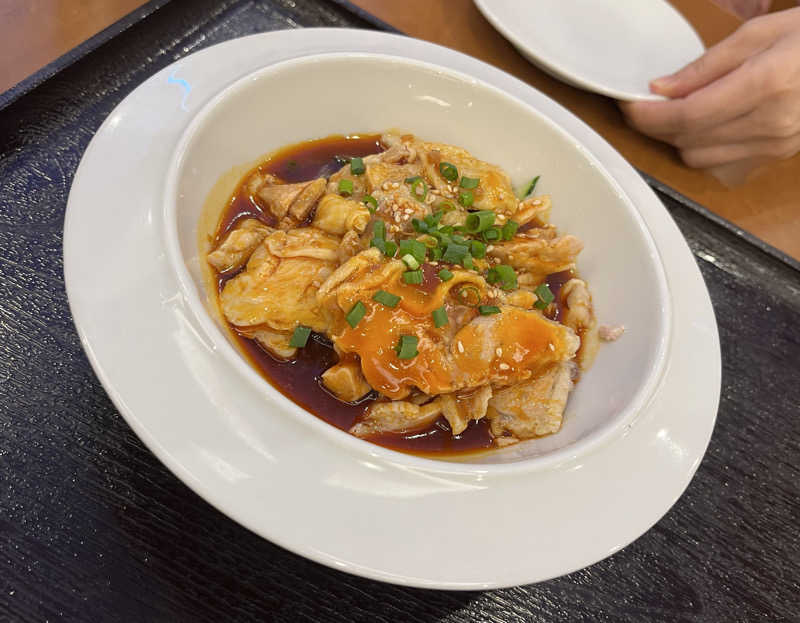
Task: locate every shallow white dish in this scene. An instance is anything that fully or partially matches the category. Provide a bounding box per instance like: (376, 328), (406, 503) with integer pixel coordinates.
(64, 29), (720, 588)
(474, 0), (705, 101)
(165, 53), (669, 470)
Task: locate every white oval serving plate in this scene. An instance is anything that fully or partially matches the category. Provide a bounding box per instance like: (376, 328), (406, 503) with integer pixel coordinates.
(64, 29), (720, 589)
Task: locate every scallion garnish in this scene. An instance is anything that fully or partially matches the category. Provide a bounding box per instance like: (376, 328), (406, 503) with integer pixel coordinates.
(411, 218), (428, 233)
(398, 239), (427, 264)
(289, 325), (312, 347)
(370, 237), (396, 258)
(458, 189), (474, 207)
(432, 307), (449, 328)
(438, 268), (453, 281)
(403, 270), (423, 285)
(395, 335), (419, 359)
(478, 305), (501, 316)
(482, 227), (501, 242)
(441, 242), (469, 264)
(439, 162), (458, 181)
(534, 283), (555, 309)
(424, 211), (443, 228)
(437, 200), (457, 212)
(487, 264), (518, 290)
(362, 194), (378, 213)
(410, 178), (428, 202)
(501, 220), (520, 240)
(470, 240), (486, 259)
(346, 302), (366, 328)
(460, 176), (479, 189)
(338, 179), (354, 196)
(405, 175), (422, 184)
(401, 253), (420, 270)
(462, 254), (474, 270)
(373, 220), (386, 239)
(519, 175), (540, 198)
(464, 210), (495, 233)
(431, 247), (443, 261)
(372, 290), (401, 308)
(350, 157), (365, 175)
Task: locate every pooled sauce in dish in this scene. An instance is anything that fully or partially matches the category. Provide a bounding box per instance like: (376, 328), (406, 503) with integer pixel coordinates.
(214, 135), (495, 456)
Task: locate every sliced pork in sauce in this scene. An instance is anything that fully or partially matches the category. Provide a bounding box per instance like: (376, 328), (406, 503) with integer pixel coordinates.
(206, 131), (617, 454)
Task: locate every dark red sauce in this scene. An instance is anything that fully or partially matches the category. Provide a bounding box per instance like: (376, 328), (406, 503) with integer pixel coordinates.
(212, 134), (494, 457)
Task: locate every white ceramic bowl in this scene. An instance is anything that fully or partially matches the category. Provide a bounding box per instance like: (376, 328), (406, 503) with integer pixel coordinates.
(164, 53), (670, 471)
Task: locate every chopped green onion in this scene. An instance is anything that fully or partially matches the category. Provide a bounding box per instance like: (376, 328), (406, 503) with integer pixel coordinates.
(395, 335), (419, 359)
(439, 225), (455, 235)
(372, 290), (401, 308)
(432, 307), (449, 328)
(442, 242), (469, 264)
(470, 240), (486, 259)
(460, 176), (479, 189)
(345, 302), (366, 328)
(458, 190), (474, 207)
(411, 218), (428, 233)
(519, 175), (540, 198)
(289, 325), (312, 347)
(464, 210), (495, 233)
(362, 194), (378, 213)
(424, 211), (443, 228)
(439, 162), (458, 181)
(405, 175), (422, 184)
(482, 227), (501, 242)
(456, 285), (481, 307)
(403, 270), (423, 285)
(410, 178), (428, 202)
(401, 253), (420, 270)
(534, 283), (555, 309)
(501, 220), (520, 240)
(487, 264), (518, 290)
(350, 157), (365, 175)
(452, 234), (467, 245)
(462, 254), (474, 270)
(437, 200), (457, 212)
(370, 237), (397, 258)
(398, 239), (427, 264)
(373, 220), (386, 240)
(438, 268), (453, 281)
(338, 179), (354, 196)
(478, 305), (501, 316)
(431, 247), (443, 261)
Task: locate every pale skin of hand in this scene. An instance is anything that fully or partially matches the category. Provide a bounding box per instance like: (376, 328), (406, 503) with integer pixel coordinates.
(619, 7), (800, 174)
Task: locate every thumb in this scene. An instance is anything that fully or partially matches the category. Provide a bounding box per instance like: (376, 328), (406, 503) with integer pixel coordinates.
(651, 18), (774, 98)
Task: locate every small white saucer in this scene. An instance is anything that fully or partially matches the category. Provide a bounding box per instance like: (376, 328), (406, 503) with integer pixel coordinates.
(474, 0), (705, 101)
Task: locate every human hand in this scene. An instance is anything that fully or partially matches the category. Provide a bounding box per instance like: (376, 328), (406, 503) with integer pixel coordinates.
(712, 0), (770, 20)
(619, 8), (800, 175)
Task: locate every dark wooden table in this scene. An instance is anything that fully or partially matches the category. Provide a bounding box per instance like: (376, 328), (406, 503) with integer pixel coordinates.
(1, 1), (798, 621)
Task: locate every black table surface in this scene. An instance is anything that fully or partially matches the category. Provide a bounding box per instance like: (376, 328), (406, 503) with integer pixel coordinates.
(1, 1), (798, 621)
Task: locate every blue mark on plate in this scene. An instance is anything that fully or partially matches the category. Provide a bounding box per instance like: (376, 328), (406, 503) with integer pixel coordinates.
(167, 69), (192, 110)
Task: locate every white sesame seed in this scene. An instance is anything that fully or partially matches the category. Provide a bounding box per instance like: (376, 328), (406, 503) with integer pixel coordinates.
(392, 182), (400, 189)
(382, 182), (390, 191)
(548, 343), (554, 351)
(404, 207), (413, 214)
(457, 341), (465, 353)
(518, 202), (525, 209)
(532, 199), (542, 206)
(495, 347), (502, 357)
(499, 363), (510, 370)
(425, 194), (435, 204)
(486, 245), (494, 252)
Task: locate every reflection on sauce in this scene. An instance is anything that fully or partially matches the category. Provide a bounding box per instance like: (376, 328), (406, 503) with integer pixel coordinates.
(213, 134), (494, 456)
